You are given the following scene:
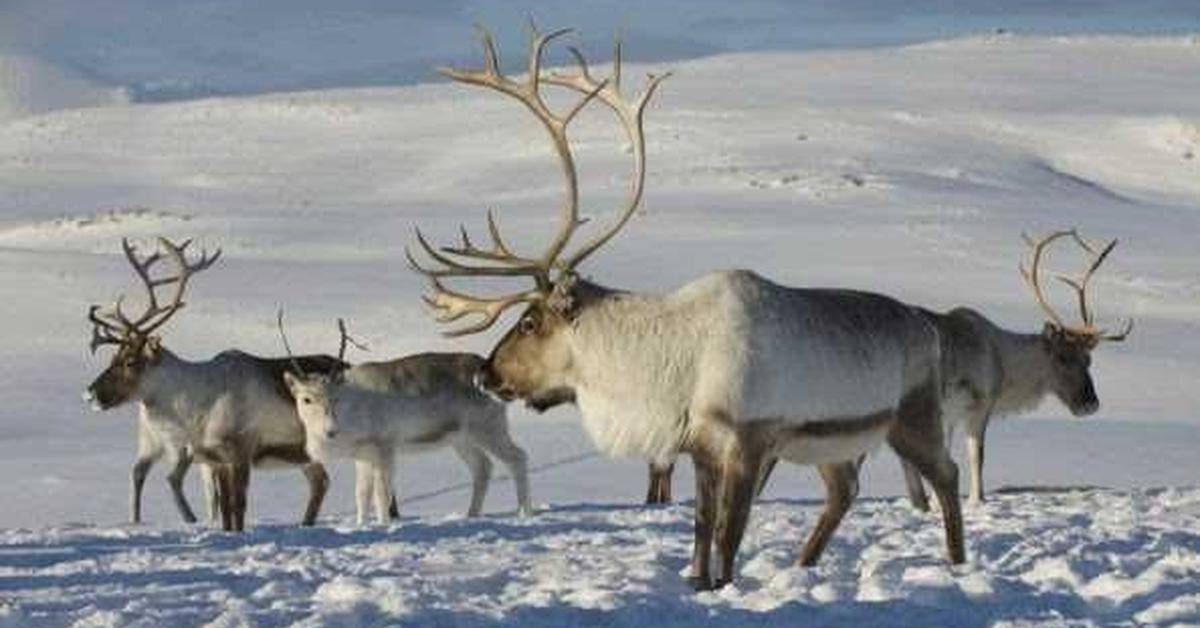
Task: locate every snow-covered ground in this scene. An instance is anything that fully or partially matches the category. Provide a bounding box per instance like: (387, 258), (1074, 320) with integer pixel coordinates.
(1, 15), (1199, 627)
(2, 488), (1200, 627)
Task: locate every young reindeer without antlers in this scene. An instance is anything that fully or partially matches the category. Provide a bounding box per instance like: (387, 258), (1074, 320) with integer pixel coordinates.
(896, 229), (1132, 509)
(407, 26), (964, 590)
(279, 315), (533, 525)
(84, 237), (344, 531)
(648, 229), (1134, 508)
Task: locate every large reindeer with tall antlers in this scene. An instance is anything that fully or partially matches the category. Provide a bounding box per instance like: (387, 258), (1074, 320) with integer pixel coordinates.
(407, 26), (964, 590)
(896, 229), (1132, 509)
(84, 237), (344, 531)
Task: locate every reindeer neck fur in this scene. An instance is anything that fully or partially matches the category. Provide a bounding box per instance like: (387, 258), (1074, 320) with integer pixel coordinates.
(989, 326), (1055, 417)
(562, 277), (728, 464)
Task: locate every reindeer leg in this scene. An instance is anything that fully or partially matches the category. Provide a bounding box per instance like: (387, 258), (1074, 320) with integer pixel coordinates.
(647, 462), (674, 505)
(687, 452), (718, 591)
(354, 459), (373, 526)
(201, 464), (221, 524)
(130, 451), (161, 525)
(901, 458), (931, 512)
(474, 419), (533, 516)
(374, 446), (396, 525)
(452, 440), (492, 517)
(755, 457), (779, 498)
(890, 384), (966, 565)
(713, 447), (763, 588)
(215, 464), (235, 531)
(301, 462), (329, 526)
(166, 451), (199, 524)
(798, 461), (858, 566)
(232, 459), (250, 532)
(966, 415), (989, 506)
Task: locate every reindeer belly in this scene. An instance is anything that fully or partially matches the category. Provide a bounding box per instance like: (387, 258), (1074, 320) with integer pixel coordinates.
(768, 411), (895, 465)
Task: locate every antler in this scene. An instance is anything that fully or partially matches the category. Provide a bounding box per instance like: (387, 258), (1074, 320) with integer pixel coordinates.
(407, 25), (667, 336)
(1057, 232), (1133, 341)
(335, 318), (368, 362)
(88, 305), (125, 353)
(89, 237), (221, 348)
(1019, 229), (1132, 342)
(543, 33), (670, 270)
(276, 309), (307, 376)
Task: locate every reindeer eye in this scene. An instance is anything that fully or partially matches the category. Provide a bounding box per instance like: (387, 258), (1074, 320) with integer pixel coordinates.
(518, 316), (538, 335)
(302, 397), (312, 404)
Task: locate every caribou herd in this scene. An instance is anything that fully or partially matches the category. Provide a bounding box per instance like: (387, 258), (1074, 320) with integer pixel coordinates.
(81, 26), (1130, 590)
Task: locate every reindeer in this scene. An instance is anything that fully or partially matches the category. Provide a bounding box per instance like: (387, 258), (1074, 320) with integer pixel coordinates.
(279, 317), (533, 525)
(898, 229), (1132, 509)
(406, 27), (964, 590)
(84, 237), (342, 531)
(647, 230), (1133, 510)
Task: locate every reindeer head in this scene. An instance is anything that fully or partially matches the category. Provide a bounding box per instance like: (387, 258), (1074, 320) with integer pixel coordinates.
(283, 371), (340, 440)
(85, 237), (220, 410)
(1020, 229), (1132, 417)
(406, 26), (667, 411)
(278, 313), (364, 439)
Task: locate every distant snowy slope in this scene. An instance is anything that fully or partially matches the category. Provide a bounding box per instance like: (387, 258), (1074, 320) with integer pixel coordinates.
(0, 55), (128, 121)
(3, 0), (1199, 103)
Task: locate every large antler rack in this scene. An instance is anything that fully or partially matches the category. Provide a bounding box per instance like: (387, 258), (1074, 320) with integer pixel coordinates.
(88, 237), (221, 352)
(406, 24), (668, 337)
(1019, 229), (1132, 343)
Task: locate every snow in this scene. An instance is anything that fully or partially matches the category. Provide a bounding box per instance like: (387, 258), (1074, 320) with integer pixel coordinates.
(0, 55), (128, 122)
(1, 5), (1199, 625)
(2, 488), (1199, 626)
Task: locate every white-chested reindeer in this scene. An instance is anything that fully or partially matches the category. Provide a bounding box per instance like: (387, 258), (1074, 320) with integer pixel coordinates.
(84, 237), (343, 531)
(898, 229), (1132, 509)
(279, 317), (533, 525)
(406, 26), (964, 590)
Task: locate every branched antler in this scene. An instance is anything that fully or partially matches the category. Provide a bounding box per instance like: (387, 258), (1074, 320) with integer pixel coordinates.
(88, 237), (221, 350)
(336, 318), (369, 362)
(1020, 229), (1132, 342)
(408, 25), (668, 336)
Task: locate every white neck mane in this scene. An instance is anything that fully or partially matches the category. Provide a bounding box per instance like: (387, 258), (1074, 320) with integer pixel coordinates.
(565, 288), (718, 464)
(991, 330), (1054, 417)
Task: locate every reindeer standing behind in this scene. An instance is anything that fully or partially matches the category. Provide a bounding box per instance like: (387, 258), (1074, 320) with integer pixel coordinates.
(84, 237), (341, 530)
(901, 230), (1131, 508)
(646, 230), (1133, 508)
(407, 27), (964, 589)
(279, 317), (533, 525)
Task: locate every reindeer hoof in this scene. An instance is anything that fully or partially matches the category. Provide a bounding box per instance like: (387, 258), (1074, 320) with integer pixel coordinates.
(686, 576), (713, 592)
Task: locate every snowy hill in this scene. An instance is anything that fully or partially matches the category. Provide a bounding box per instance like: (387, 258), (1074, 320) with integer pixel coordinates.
(0, 55), (128, 121)
(1, 28), (1199, 627)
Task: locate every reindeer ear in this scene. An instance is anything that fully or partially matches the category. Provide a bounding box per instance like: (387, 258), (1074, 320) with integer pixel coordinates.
(283, 370), (301, 391)
(548, 274), (580, 320)
(1041, 322), (1060, 339)
(143, 336), (163, 361)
